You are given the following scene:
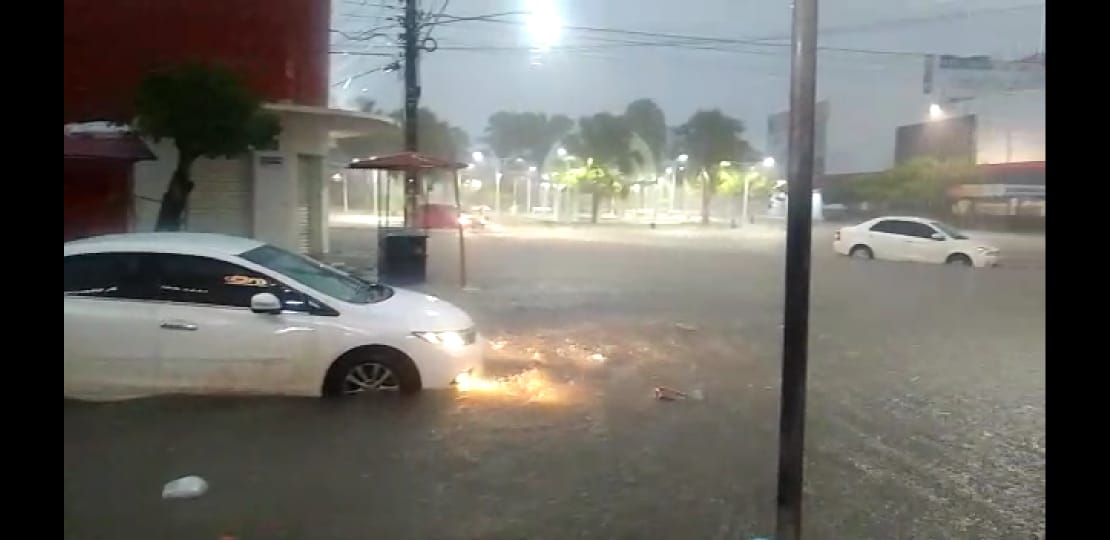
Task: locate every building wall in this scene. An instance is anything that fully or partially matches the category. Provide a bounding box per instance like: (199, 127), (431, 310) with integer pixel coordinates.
(132, 112), (330, 253)
(63, 0), (329, 123)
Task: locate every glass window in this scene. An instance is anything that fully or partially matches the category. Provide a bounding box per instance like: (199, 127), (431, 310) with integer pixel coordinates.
(903, 222), (939, 239)
(869, 220), (904, 235)
(152, 254), (277, 308)
(63, 253), (156, 300)
(240, 245), (393, 304)
(930, 221), (969, 239)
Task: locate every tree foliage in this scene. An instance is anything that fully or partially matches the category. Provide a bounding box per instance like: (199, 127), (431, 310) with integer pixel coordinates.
(134, 63), (281, 231)
(676, 109), (754, 224)
(851, 157), (979, 214)
(562, 113), (643, 223)
(623, 98), (667, 175)
(482, 111), (574, 166)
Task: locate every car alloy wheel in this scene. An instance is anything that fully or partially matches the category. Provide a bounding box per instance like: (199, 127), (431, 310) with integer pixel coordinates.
(343, 362), (400, 394)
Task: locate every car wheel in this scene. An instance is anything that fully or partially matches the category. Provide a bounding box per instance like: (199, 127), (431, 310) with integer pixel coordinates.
(849, 245), (873, 260)
(946, 254), (973, 267)
(323, 347), (422, 397)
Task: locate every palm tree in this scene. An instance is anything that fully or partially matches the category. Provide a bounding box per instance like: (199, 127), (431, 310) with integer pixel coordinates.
(564, 113), (642, 223)
(677, 110), (754, 225)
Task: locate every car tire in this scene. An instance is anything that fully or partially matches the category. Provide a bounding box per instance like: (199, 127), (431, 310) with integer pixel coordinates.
(946, 254), (973, 267)
(322, 347), (422, 397)
(849, 245), (873, 260)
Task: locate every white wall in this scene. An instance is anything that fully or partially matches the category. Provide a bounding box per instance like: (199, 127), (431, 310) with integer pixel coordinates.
(966, 89), (1045, 164)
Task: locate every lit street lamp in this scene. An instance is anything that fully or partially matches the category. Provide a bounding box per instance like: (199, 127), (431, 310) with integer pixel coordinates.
(929, 103), (945, 121)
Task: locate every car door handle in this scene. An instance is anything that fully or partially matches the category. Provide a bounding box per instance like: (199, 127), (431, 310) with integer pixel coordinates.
(160, 321), (198, 331)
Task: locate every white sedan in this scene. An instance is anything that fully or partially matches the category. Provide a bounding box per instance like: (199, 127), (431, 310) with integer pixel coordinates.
(64, 233), (484, 400)
(833, 216), (1000, 268)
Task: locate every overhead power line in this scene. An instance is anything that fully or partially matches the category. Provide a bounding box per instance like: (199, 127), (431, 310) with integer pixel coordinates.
(427, 9), (1046, 63)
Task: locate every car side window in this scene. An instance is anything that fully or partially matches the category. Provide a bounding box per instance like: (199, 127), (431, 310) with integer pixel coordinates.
(64, 253), (157, 300)
(152, 254), (279, 308)
(903, 222), (939, 239)
(869, 220), (904, 235)
(150, 254), (329, 313)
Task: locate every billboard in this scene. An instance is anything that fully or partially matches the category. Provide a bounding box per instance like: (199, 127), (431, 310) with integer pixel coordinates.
(924, 55), (1045, 101)
(894, 114), (977, 165)
(767, 100), (828, 180)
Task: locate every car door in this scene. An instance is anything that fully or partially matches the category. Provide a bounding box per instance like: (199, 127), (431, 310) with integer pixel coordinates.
(866, 219), (913, 261)
(64, 252), (161, 399)
(149, 253), (319, 395)
(898, 221), (948, 263)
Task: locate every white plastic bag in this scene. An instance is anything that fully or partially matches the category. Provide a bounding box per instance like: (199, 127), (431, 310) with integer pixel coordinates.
(161, 475), (208, 499)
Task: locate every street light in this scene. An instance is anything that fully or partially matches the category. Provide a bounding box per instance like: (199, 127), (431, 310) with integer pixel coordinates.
(556, 147), (567, 158)
(472, 151), (484, 163)
(928, 103), (945, 121)
(677, 154), (689, 163)
(739, 156), (778, 227)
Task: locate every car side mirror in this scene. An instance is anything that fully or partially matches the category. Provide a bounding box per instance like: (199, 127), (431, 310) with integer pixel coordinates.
(250, 292), (282, 314)
(930, 233), (946, 241)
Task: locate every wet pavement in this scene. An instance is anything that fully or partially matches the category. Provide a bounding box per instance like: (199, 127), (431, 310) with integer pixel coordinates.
(64, 226), (1045, 539)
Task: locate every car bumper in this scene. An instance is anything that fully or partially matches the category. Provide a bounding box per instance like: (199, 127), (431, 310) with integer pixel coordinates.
(976, 253), (1000, 268)
(407, 333), (486, 389)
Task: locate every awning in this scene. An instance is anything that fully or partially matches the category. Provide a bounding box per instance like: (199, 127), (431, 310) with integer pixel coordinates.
(63, 130), (155, 161)
(347, 151), (467, 171)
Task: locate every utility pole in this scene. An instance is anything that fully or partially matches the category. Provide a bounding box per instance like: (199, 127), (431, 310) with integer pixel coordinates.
(402, 0), (420, 227)
(775, 0), (818, 537)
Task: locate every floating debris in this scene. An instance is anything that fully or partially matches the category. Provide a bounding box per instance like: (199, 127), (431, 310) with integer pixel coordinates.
(654, 386), (689, 401)
(161, 475), (208, 499)
(588, 352), (607, 362)
(490, 340), (507, 351)
(675, 322), (697, 332)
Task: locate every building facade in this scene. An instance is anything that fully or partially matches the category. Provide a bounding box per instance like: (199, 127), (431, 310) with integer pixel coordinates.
(63, 0), (394, 253)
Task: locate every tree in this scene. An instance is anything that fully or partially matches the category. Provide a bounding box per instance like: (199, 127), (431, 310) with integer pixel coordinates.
(482, 111), (574, 166)
(624, 99), (667, 176)
(563, 113), (642, 223)
(852, 157), (979, 215)
(676, 109), (754, 225)
(134, 63), (281, 231)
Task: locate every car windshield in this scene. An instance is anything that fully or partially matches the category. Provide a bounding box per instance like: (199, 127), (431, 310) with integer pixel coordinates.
(930, 221), (970, 240)
(240, 245), (392, 304)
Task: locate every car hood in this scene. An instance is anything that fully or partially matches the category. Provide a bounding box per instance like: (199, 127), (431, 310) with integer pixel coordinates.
(369, 287), (475, 332)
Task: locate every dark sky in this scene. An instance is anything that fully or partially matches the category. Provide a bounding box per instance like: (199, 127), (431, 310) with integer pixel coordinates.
(329, 0), (1043, 155)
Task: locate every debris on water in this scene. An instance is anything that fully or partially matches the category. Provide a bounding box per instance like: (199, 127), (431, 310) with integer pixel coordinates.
(675, 322), (697, 332)
(161, 475), (208, 499)
(654, 386), (689, 401)
(532, 351), (543, 361)
(690, 388), (706, 401)
(589, 352), (606, 362)
(490, 340), (507, 351)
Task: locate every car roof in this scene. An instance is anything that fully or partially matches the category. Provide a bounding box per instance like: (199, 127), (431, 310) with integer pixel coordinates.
(865, 216), (936, 224)
(64, 232), (266, 258)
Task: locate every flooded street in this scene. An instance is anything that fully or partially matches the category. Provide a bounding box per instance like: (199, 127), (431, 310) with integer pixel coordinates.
(65, 226), (1044, 539)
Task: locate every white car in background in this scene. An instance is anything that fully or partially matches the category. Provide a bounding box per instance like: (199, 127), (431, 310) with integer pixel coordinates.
(833, 216), (1000, 268)
(64, 233), (483, 401)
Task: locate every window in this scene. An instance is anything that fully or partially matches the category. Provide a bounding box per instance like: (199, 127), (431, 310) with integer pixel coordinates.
(240, 244), (393, 304)
(149, 254), (333, 313)
(869, 220), (905, 235)
(64, 253), (156, 300)
(902, 222), (939, 239)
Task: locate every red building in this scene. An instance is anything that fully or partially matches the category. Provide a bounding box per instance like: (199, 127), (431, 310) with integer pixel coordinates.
(63, 0), (331, 241)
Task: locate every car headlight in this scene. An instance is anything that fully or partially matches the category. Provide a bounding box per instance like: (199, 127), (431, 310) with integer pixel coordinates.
(413, 329), (476, 349)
